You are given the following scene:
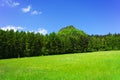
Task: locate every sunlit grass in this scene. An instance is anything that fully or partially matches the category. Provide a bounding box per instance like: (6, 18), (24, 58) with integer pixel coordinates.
(0, 51), (120, 80)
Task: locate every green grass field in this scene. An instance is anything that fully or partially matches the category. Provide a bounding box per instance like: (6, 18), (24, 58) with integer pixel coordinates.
(0, 51), (120, 80)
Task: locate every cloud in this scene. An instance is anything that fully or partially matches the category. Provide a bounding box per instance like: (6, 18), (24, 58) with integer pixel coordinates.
(2, 0), (20, 7)
(35, 28), (48, 35)
(31, 10), (42, 15)
(22, 5), (31, 13)
(12, 2), (20, 6)
(0, 25), (23, 31)
(0, 26), (47, 35)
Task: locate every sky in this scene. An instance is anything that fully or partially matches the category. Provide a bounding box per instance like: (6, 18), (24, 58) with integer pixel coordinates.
(0, 0), (120, 35)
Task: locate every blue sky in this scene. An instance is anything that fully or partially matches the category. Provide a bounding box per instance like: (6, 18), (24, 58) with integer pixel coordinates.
(0, 0), (120, 35)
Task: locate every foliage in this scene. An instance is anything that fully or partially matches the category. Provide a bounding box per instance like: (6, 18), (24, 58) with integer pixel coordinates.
(0, 25), (120, 59)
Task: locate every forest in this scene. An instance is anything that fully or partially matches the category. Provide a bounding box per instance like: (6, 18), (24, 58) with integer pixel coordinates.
(0, 25), (120, 59)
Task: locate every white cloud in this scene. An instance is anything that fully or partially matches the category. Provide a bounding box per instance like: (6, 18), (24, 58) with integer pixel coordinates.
(35, 28), (48, 35)
(22, 5), (31, 13)
(3, 0), (20, 7)
(0, 26), (47, 34)
(0, 25), (23, 31)
(31, 10), (42, 15)
(12, 2), (20, 6)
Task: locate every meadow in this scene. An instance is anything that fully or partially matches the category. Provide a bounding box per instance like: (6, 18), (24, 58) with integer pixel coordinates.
(0, 51), (120, 80)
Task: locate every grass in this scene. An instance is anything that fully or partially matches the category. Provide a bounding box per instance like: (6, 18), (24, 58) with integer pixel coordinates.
(0, 51), (120, 80)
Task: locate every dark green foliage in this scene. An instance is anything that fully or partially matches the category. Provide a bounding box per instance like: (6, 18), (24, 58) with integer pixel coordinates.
(0, 25), (120, 59)
(58, 25), (88, 53)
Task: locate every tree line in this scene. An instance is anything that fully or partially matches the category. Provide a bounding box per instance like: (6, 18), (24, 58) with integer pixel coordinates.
(0, 25), (120, 59)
